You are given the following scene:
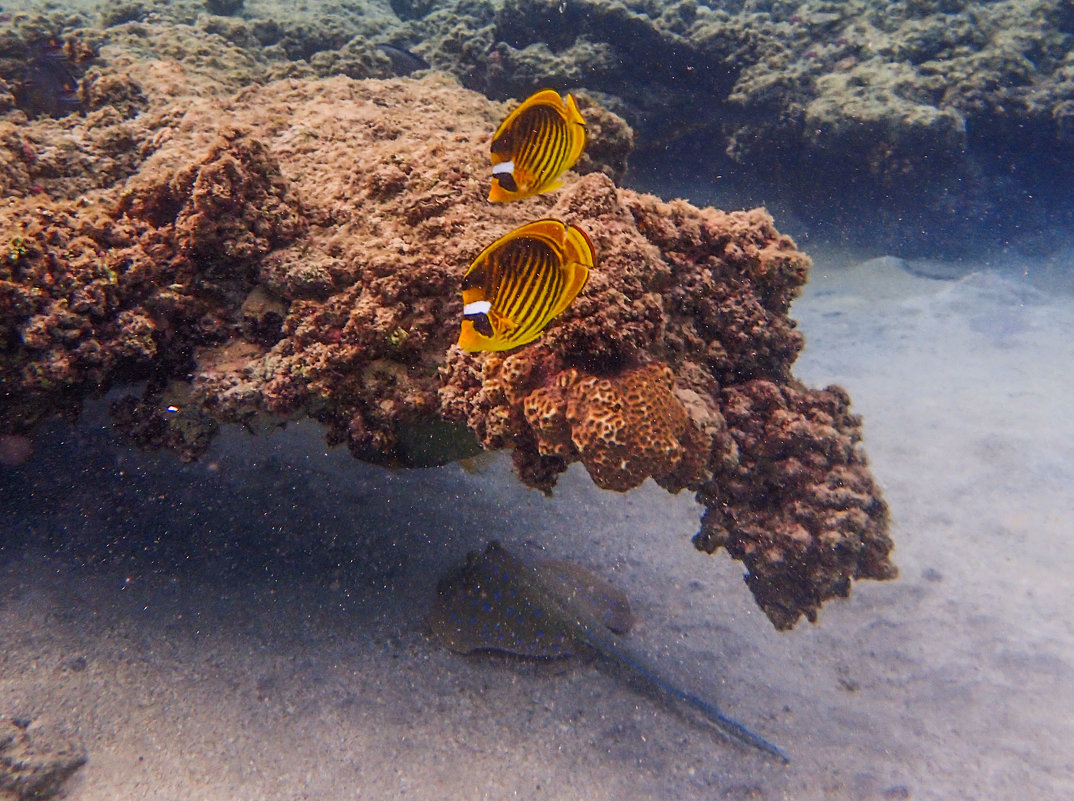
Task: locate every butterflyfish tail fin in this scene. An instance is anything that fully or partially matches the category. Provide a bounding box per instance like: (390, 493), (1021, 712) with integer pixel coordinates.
(561, 261), (590, 307)
(565, 93), (585, 127)
(564, 94), (587, 165)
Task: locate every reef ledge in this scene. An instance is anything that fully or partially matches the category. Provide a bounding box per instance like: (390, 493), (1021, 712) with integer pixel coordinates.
(0, 71), (895, 629)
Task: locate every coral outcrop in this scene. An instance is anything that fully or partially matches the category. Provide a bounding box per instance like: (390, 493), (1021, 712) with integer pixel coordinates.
(402, 0), (1074, 251)
(695, 381), (896, 630)
(523, 362), (709, 493)
(0, 47), (893, 627)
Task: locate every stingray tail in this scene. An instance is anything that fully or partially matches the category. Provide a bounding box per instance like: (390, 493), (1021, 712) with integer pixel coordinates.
(596, 635), (791, 763)
(503, 546), (790, 762)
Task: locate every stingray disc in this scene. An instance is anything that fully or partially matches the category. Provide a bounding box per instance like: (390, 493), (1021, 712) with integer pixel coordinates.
(430, 542), (633, 657)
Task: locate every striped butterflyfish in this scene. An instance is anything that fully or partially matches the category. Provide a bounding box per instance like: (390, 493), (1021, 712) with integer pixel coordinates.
(458, 219), (593, 352)
(488, 89), (587, 203)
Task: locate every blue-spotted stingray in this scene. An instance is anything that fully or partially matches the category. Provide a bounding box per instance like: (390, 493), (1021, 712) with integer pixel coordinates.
(430, 541), (789, 762)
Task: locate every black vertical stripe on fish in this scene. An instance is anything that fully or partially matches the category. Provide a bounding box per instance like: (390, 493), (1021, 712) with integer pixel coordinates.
(522, 249), (561, 337)
(516, 113), (542, 185)
(518, 254), (552, 326)
(502, 242), (545, 323)
(523, 109), (551, 184)
(507, 244), (548, 323)
(547, 111), (572, 175)
(507, 261), (546, 343)
(494, 244), (527, 311)
(485, 249), (510, 311)
(516, 261), (561, 342)
(541, 110), (569, 182)
(530, 109), (562, 187)
(544, 133), (567, 189)
(534, 267), (565, 332)
(494, 243), (531, 319)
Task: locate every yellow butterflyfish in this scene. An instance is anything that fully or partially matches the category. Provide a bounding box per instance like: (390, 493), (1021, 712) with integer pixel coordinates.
(488, 89), (587, 203)
(458, 219), (593, 352)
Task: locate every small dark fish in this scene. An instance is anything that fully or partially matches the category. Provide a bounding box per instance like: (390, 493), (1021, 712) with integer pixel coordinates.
(16, 38), (81, 119)
(431, 541), (790, 762)
(376, 43), (430, 77)
(205, 0), (245, 15)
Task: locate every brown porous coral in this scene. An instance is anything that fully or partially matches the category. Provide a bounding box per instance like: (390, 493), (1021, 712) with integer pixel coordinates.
(522, 362), (711, 493)
(0, 125), (303, 436)
(695, 381), (896, 630)
(0, 62), (893, 629)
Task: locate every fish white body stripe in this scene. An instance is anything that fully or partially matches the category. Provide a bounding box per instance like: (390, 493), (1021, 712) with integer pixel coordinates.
(492, 161), (515, 176)
(464, 300), (492, 315)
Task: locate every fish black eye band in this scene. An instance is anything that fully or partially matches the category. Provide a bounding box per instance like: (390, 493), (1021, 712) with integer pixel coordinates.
(492, 161), (518, 192)
(466, 314), (494, 337)
(463, 300), (495, 337)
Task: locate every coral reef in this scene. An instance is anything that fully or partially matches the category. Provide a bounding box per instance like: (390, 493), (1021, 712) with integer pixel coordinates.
(401, 0), (1074, 251)
(695, 381), (896, 630)
(0, 41), (893, 627)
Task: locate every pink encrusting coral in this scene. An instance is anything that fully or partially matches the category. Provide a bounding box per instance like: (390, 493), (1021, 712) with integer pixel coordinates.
(0, 67), (894, 629)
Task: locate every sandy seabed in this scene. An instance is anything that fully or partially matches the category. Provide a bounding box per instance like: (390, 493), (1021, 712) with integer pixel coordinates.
(2, 245), (1073, 800)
